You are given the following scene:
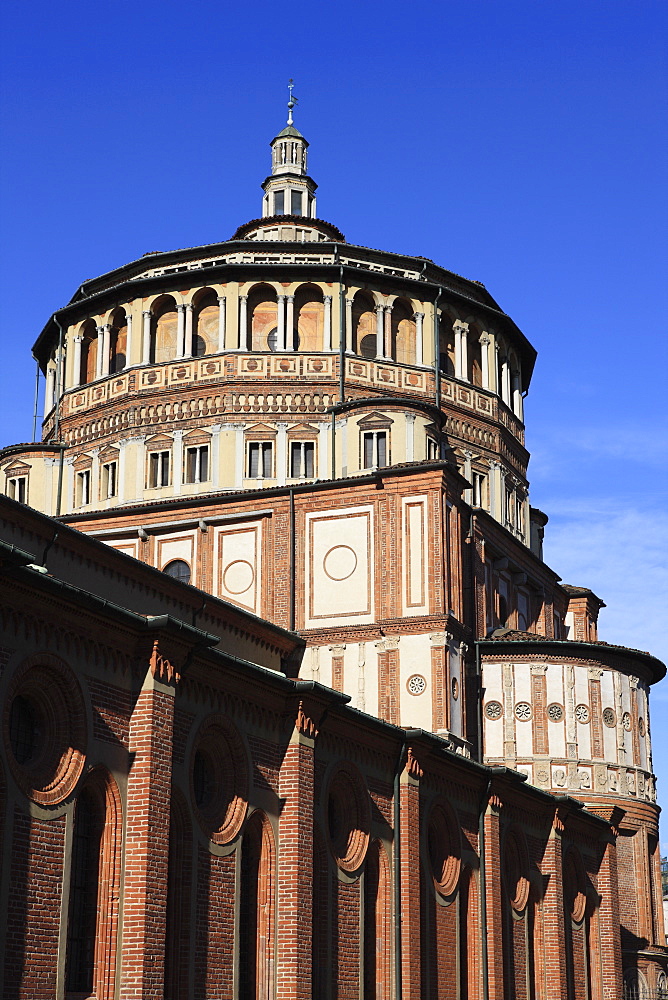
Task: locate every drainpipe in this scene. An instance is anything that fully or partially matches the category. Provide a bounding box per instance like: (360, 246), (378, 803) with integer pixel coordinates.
(393, 737), (407, 1000)
(478, 771), (493, 1000)
(289, 486), (296, 631)
(333, 257), (345, 480)
(433, 287), (443, 410)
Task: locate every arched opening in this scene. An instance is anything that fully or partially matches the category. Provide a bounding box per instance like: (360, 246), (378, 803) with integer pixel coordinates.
(391, 299), (416, 365)
(109, 308), (127, 373)
(65, 768), (121, 1000)
(353, 291), (377, 358)
(80, 319), (98, 384)
(165, 795), (192, 1000)
(152, 295), (178, 364)
(239, 810), (275, 1000)
(363, 839), (390, 999)
(295, 284), (324, 352)
(439, 316), (455, 375)
(193, 288), (219, 357)
(163, 559), (191, 585)
(249, 284), (278, 352)
(467, 323), (483, 386)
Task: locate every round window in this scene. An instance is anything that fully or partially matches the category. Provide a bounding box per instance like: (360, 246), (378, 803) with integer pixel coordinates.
(427, 801), (461, 897)
(190, 715), (248, 845)
(326, 763), (370, 873)
(163, 560), (191, 584)
(9, 694), (43, 765)
(485, 700), (503, 720)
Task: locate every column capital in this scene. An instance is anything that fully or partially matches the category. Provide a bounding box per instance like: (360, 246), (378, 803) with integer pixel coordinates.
(176, 303), (186, 313)
(217, 294), (226, 303)
(286, 294), (294, 303)
(479, 332), (490, 346)
(324, 294), (332, 304)
(74, 334), (83, 343)
(277, 293), (285, 302)
(240, 294), (248, 302)
(413, 311), (424, 320)
(453, 319), (469, 332)
(143, 309), (151, 318)
(185, 302), (193, 312)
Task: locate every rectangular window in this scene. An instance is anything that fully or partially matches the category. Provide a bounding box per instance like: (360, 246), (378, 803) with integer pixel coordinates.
(274, 190), (284, 215)
(148, 450), (170, 488)
(102, 461), (117, 499)
(8, 476), (28, 503)
(76, 470), (91, 506)
(291, 189), (302, 216)
(290, 441), (315, 478)
(248, 442), (273, 479)
(472, 472), (486, 509)
(426, 437), (439, 461)
(185, 445), (209, 484)
(362, 431), (387, 470)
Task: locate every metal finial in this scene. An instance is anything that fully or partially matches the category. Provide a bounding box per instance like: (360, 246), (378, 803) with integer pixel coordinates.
(287, 78), (298, 125)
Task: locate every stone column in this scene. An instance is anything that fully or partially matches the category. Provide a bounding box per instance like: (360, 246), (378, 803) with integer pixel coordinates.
(480, 333), (490, 389)
(176, 304), (186, 358)
(125, 311), (133, 366)
(217, 295), (226, 352)
(184, 304), (194, 357)
(90, 448), (100, 507)
(501, 358), (511, 406)
(119, 638), (178, 999)
(277, 295), (286, 351)
(276, 421), (288, 486)
(405, 412), (415, 462)
(72, 336), (83, 387)
(142, 311), (152, 364)
(375, 304), (384, 359)
(172, 429), (183, 495)
(239, 295), (248, 350)
(512, 369), (523, 420)
(463, 450), (473, 504)
(286, 295), (295, 351)
(454, 320), (468, 381)
(345, 297), (354, 354)
(414, 311), (424, 366)
(323, 295), (332, 351)
(101, 324), (111, 377)
(96, 325), (105, 378)
(383, 304), (392, 360)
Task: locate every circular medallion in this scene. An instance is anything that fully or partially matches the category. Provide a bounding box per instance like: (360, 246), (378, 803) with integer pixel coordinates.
(575, 704), (590, 724)
(514, 702), (532, 722)
(407, 674), (427, 696)
(485, 701), (503, 720)
(547, 703), (564, 722)
(603, 708), (616, 728)
(223, 559), (255, 595)
(622, 711), (631, 731)
(323, 545), (358, 581)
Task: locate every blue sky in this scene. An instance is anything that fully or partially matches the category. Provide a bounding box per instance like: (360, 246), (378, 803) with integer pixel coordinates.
(1, 0), (667, 831)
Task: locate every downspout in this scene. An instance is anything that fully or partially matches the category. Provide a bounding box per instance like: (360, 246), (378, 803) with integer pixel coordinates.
(333, 257), (345, 480)
(393, 737), (408, 1000)
(433, 286), (443, 411)
(289, 486), (296, 631)
(53, 315), (66, 517)
(478, 770), (493, 1000)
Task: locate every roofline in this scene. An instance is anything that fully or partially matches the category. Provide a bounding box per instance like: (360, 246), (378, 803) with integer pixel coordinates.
(476, 635), (666, 685)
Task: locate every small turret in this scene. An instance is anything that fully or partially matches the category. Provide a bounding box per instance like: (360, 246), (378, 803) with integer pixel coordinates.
(262, 81), (317, 219)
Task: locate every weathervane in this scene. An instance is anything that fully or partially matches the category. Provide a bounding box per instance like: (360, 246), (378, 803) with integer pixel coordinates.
(287, 79), (298, 125)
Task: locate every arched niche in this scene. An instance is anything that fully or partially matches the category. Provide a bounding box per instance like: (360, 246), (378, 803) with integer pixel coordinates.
(109, 307), (127, 373)
(192, 287), (218, 357)
(391, 298), (416, 365)
(439, 315), (455, 376)
(353, 291), (376, 358)
(152, 295), (178, 364)
(295, 283), (324, 352)
(248, 283), (278, 352)
(466, 320), (483, 386)
(80, 319), (98, 384)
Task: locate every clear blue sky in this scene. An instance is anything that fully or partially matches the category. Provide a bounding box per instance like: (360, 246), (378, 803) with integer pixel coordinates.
(1, 0), (667, 831)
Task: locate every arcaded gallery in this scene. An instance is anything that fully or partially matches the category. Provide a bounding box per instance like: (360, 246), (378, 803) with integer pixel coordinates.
(0, 104), (666, 999)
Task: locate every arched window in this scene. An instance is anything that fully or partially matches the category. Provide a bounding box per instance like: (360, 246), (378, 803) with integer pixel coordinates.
(80, 319), (98, 385)
(295, 284), (324, 352)
(391, 300), (416, 365)
(467, 323), (483, 386)
(163, 560), (191, 584)
(66, 769), (121, 1000)
(239, 811), (275, 999)
(109, 308), (127, 373)
(439, 317), (455, 375)
(353, 292), (377, 357)
(153, 296), (178, 363)
(193, 289), (219, 357)
(249, 284), (278, 352)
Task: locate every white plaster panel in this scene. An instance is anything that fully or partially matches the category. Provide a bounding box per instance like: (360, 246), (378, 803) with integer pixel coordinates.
(513, 662), (532, 706)
(449, 641), (462, 737)
(601, 671), (617, 761)
(105, 539), (139, 559)
(483, 661), (503, 704)
(214, 522), (262, 613)
(156, 532), (196, 582)
(482, 662), (504, 758)
(402, 495), (429, 616)
(574, 665), (591, 759)
(305, 506), (374, 627)
(398, 633), (432, 731)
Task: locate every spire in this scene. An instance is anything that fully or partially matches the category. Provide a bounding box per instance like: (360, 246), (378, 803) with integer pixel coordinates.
(261, 83), (317, 219)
